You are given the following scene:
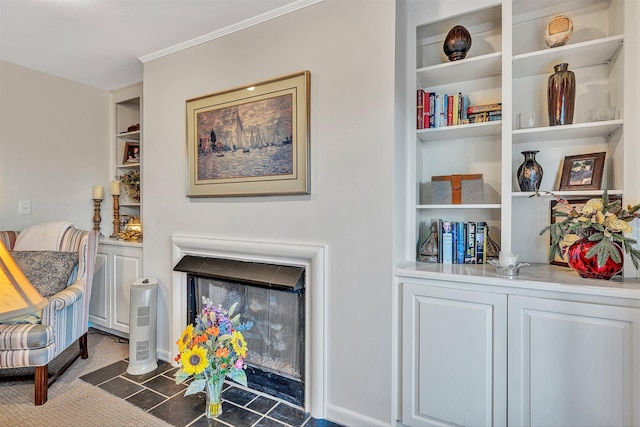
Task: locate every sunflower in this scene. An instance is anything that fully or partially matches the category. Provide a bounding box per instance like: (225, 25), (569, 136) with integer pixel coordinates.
(177, 324), (194, 353)
(231, 331), (248, 358)
(180, 346), (209, 375)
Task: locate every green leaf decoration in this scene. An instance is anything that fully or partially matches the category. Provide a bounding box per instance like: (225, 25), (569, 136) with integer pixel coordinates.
(228, 368), (248, 387)
(185, 378), (206, 396)
(174, 369), (190, 385)
(228, 302), (238, 317)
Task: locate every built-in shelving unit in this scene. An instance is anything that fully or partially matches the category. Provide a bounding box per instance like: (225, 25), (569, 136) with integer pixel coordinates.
(404, 0), (638, 270)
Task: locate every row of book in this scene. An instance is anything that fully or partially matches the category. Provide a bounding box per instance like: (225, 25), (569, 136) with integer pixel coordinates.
(416, 89), (502, 129)
(418, 219), (491, 265)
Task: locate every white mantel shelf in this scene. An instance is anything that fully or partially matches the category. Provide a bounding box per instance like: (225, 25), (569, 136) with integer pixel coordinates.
(395, 261), (640, 301)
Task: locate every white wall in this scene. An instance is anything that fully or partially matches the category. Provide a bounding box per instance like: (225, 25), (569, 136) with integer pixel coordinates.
(142, 0), (395, 424)
(0, 60), (110, 231)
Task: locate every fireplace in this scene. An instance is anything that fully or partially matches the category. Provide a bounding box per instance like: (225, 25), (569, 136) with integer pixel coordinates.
(174, 255), (306, 406)
(170, 235), (326, 418)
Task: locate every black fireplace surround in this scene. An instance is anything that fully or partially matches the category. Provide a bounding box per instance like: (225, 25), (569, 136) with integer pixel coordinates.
(174, 255), (305, 407)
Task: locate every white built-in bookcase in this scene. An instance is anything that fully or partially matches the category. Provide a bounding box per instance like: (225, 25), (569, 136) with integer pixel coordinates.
(401, 0), (639, 277)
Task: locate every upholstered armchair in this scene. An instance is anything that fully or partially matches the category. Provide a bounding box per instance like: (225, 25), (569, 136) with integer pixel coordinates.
(0, 222), (98, 405)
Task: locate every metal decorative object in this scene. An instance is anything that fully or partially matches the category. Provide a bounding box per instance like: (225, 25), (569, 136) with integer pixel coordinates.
(443, 25), (472, 61)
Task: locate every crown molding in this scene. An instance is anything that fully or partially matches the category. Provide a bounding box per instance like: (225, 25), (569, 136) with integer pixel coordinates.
(139, 0), (323, 63)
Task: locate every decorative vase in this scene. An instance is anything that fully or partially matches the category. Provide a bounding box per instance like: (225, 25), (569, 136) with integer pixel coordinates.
(566, 238), (623, 280)
(544, 15), (574, 48)
(485, 226), (501, 260)
(418, 221), (439, 263)
(547, 63), (576, 126)
(517, 150), (543, 192)
(123, 184), (140, 202)
(204, 377), (224, 418)
(443, 25), (472, 61)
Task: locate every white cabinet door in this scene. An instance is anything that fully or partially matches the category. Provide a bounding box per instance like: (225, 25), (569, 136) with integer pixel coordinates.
(508, 295), (640, 427)
(89, 242), (142, 336)
(88, 249), (109, 327)
(402, 282), (507, 426)
(110, 245), (142, 334)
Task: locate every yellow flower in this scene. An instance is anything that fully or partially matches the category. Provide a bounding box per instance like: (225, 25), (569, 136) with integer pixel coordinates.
(559, 234), (580, 251)
(180, 345), (209, 375)
(177, 324), (194, 353)
(231, 331), (248, 358)
(608, 218), (632, 233)
(582, 198), (604, 214)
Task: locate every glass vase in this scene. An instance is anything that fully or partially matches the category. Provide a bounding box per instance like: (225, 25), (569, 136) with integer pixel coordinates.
(567, 238), (623, 280)
(517, 150), (543, 192)
(547, 63), (575, 126)
(204, 377), (224, 418)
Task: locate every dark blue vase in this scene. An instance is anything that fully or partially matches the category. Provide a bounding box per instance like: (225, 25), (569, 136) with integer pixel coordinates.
(517, 150), (543, 192)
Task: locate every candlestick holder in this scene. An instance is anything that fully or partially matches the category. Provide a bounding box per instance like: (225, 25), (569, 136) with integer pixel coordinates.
(111, 194), (121, 238)
(92, 199), (103, 235)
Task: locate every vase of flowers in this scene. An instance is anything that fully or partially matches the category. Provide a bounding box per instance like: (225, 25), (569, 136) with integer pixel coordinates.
(174, 297), (253, 418)
(118, 170), (140, 202)
(540, 191), (640, 280)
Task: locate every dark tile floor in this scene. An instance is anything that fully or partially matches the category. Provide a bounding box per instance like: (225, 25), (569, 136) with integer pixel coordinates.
(80, 358), (341, 427)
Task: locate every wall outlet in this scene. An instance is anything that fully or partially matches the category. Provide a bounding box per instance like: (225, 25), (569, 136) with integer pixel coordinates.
(18, 200), (31, 215)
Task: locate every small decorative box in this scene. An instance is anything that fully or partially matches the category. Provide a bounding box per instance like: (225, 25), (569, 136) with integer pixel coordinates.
(431, 174), (484, 204)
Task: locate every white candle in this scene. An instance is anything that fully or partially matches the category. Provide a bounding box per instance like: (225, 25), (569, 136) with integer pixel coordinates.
(111, 180), (121, 196)
(92, 185), (104, 200)
(499, 251), (518, 268)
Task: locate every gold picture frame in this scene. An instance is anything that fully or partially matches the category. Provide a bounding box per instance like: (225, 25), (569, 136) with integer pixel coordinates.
(186, 71), (310, 197)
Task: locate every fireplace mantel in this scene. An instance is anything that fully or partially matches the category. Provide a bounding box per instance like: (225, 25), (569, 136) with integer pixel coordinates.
(171, 235), (327, 418)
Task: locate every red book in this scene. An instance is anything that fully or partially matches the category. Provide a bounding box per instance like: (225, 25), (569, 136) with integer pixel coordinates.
(447, 95), (454, 126)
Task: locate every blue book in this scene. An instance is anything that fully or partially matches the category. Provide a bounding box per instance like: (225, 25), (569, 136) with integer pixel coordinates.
(456, 221), (466, 264)
(441, 221), (453, 264)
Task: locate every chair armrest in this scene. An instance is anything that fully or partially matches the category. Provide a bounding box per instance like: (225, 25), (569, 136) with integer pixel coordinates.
(41, 282), (84, 325)
(47, 281), (84, 309)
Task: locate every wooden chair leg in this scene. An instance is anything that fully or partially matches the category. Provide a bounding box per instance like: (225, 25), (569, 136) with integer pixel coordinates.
(35, 365), (48, 405)
(80, 332), (88, 359)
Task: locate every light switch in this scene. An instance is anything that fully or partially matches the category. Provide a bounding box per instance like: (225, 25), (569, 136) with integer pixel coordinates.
(19, 200), (31, 215)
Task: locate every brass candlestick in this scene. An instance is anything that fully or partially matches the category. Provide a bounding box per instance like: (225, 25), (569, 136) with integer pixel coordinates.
(111, 195), (120, 238)
(92, 199), (102, 235)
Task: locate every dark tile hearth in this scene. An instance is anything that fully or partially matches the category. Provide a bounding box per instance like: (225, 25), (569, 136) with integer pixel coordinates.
(80, 357), (341, 427)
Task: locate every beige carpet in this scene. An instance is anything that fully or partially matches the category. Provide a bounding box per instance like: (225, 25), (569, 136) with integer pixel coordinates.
(0, 330), (172, 427)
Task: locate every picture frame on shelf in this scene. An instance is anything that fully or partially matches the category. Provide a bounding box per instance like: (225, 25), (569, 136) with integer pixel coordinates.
(558, 152), (605, 191)
(123, 142), (140, 164)
(186, 71), (310, 197)
(549, 194), (622, 266)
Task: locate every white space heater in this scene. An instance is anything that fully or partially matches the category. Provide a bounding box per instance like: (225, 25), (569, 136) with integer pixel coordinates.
(126, 277), (158, 375)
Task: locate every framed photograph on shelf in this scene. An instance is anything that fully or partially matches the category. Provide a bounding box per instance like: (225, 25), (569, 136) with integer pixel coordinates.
(558, 152), (606, 191)
(549, 194), (622, 266)
(186, 71), (310, 197)
(123, 142), (140, 164)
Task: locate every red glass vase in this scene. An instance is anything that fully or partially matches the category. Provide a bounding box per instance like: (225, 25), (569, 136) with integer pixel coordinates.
(566, 238), (623, 280)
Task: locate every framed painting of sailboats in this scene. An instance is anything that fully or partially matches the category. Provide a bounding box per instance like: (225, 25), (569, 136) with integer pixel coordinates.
(186, 71), (310, 197)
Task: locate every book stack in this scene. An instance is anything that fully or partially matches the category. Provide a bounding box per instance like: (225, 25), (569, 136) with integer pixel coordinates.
(416, 90), (470, 129)
(466, 103), (502, 123)
(416, 89), (502, 129)
(419, 219), (493, 264)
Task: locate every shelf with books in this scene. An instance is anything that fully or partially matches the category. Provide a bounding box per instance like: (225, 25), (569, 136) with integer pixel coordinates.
(417, 203), (501, 209)
(417, 120), (501, 142)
